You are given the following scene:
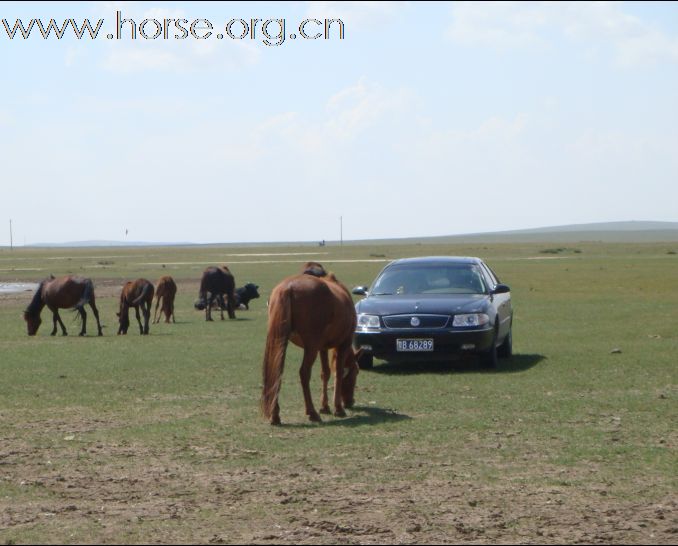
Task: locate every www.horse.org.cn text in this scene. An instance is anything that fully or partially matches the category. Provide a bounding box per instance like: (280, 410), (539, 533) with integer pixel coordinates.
(1, 11), (346, 47)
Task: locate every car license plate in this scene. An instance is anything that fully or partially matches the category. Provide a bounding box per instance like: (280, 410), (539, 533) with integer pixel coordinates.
(396, 338), (434, 352)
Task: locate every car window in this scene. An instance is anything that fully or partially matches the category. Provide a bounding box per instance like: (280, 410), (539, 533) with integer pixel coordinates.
(372, 264), (487, 295)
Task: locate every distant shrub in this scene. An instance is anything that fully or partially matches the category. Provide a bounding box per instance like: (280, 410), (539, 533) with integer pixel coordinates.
(668, 251), (677, 255)
(539, 247), (582, 255)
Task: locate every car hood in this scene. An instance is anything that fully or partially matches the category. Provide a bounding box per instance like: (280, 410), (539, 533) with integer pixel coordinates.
(356, 293), (490, 316)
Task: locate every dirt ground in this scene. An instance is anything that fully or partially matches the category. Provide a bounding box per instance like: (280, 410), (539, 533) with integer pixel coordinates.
(1, 432), (675, 544)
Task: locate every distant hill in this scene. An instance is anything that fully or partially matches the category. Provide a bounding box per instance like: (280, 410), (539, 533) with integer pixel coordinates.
(352, 221), (678, 245)
(17, 221), (678, 247)
(27, 240), (194, 248)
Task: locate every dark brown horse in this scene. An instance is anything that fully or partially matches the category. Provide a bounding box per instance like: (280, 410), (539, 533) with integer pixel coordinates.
(117, 279), (154, 335)
(261, 268), (360, 425)
(194, 266), (236, 321)
(23, 275), (103, 337)
(153, 275), (177, 324)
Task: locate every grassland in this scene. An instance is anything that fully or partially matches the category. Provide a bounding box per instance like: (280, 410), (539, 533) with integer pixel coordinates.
(0, 241), (676, 544)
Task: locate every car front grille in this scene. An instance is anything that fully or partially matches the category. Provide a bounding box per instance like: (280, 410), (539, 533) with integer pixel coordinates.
(382, 314), (450, 329)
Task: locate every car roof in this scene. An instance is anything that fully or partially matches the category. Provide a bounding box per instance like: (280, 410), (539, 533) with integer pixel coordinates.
(386, 256), (484, 267)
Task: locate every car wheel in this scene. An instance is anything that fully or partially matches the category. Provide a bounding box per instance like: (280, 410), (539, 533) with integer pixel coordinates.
(497, 324), (513, 358)
(357, 352), (374, 370)
(480, 329), (499, 369)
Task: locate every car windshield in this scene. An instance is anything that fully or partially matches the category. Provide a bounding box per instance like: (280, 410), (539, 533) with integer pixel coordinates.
(371, 264), (488, 295)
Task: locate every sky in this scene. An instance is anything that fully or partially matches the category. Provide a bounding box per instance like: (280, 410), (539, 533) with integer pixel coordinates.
(1, 1), (677, 245)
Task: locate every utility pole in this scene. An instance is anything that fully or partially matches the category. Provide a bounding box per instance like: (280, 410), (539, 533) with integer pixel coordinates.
(340, 216), (343, 246)
(9, 219), (13, 251)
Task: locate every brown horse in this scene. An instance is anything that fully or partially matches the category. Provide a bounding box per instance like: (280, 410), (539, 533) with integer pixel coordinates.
(23, 275), (103, 337)
(152, 275), (177, 324)
(194, 266), (236, 321)
(261, 268), (360, 425)
(117, 279), (154, 335)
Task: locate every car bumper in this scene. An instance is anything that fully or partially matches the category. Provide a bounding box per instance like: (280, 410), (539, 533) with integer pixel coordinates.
(353, 327), (495, 362)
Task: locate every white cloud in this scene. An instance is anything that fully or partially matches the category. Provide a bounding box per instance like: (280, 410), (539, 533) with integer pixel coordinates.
(305, 1), (405, 27)
(447, 2), (678, 66)
(325, 78), (411, 139)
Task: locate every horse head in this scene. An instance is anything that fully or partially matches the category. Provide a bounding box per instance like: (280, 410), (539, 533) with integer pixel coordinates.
(116, 310), (130, 335)
(339, 348), (362, 409)
(301, 262), (327, 277)
(23, 310), (42, 336)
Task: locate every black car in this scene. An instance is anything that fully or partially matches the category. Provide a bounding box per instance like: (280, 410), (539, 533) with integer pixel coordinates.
(352, 256), (512, 369)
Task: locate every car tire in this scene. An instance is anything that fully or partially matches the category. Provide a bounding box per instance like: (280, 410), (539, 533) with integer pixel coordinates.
(480, 328), (499, 369)
(497, 324), (513, 359)
(357, 352), (374, 370)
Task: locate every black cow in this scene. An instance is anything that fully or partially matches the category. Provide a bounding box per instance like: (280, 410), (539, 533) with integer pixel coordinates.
(234, 283), (260, 310)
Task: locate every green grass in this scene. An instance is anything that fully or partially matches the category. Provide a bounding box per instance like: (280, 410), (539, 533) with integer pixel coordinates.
(0, 241), (676, 543)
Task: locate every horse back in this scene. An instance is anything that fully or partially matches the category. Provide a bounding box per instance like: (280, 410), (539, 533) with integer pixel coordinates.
(121, 278), (154, 307)
(43, 275), (92, 309)
(276, 274), (355, 350)
(201, 266), (234, 295)
(156, 276), (177, 298)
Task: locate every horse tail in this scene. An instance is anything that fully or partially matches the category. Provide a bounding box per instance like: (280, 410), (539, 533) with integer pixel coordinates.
(261, 286), (292, 420)
(74, 279), (95, 310)
(132, 282), (153, 306)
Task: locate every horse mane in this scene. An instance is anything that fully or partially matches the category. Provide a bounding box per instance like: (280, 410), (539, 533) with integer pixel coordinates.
(24, 279), (48, 316)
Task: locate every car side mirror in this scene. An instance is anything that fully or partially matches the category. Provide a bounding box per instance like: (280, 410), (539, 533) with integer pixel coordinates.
(492, 283), (510, 295)
(352, 286), (369, 296)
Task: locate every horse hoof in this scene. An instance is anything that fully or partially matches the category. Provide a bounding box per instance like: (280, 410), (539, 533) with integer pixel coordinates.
(79, 333), (85, 337)
(334, 409), (347, 418)
(270, 417), (282, 426)
(319, 407), (331, 415)
(309, 412), (322, 423)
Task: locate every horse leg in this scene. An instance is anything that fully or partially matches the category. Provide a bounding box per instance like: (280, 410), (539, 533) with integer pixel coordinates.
(90, 301), (103, 336)
(217, 294), (226, 320)
(78, 307), (87, 336)
(226, 295), (236, 320)
(134, 306), (143, 335)
(153, 295), (161, 324)
(319, 350), (331, 415)
(142, 302), (150, 335)
(299, 348), (321, 422)
(206, 295), (213, 321)
(54, 310), (68, 336)
(50, 310), (58, 336)
(332, 347), (349, 418)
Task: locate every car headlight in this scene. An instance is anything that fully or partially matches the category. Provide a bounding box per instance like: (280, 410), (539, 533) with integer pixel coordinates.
(452, 313), (490, 327)
(357, 314), (381, 329)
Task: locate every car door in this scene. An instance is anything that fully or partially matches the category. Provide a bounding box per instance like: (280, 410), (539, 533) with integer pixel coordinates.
(481, 263), (511, 340)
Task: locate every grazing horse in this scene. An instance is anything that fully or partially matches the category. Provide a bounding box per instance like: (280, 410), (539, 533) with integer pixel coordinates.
(194, 266), (236, 321)
(153, 275), (177, 324)
(117, 279), (154, 335)
(261, 268), (360, 425)
(23, 275), (103, 337)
